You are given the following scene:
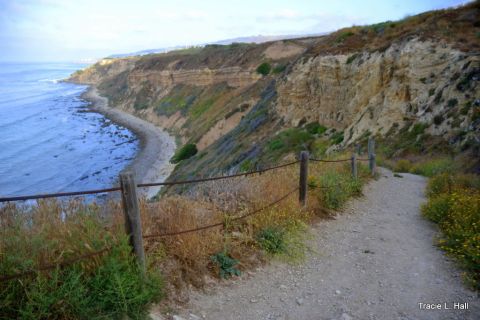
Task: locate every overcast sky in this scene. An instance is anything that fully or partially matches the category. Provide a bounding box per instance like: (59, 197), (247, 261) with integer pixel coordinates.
(0, 0), (470, 62)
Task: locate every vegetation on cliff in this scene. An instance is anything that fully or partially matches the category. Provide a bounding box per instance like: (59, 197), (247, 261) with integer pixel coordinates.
(68, 1), (480, 182)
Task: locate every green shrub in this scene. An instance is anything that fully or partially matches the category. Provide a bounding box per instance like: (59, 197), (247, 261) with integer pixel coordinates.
(268, 139), (285, 151)
(394, 159), (412, 172)
(318, 171), (363, 210)
(0, 236), (163, 320)
(447, 98), (458, 108)
(310, 139), (329, 157)
(210, 252), (241, 279)
(305, 122), (327, 135)
(170, 143), (198, 163)
(428, 88), (435, 96)
(256, 227), (286, 254)
(433, 114), (444, 125)
(256, 62), (271, 76)
(239, 159), (253, 172)
(422, 173), (480, 290)
(461, 101), (472, 115)
(330, 131), (344, 145)
(267, 128), (314, 154)
(411, 158), (455, 177)
(422, 193), (452, 223)
(426, 173), (480, 197)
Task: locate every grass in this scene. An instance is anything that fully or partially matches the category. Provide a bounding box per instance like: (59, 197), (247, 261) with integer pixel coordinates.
(410, 158), (455, 177)
(421, 173), (480, 290)
(315, 171), (363, 210)
(0, 201), (163, 319)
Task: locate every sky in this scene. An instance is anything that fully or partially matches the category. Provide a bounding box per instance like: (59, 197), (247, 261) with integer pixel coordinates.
(0, 0), (471, 63)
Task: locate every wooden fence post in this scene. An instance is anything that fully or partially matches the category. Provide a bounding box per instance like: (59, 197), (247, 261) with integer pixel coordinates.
(369, 153), (376, 176)
(351, 153), (357, 179)
(299, 151), (309, 207)
(119, 171), (146, 273)
(368, 137), (376, 176)
(368, 137), (375, 158)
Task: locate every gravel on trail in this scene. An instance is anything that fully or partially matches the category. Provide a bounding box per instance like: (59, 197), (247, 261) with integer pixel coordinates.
(164, 168), (479, 320)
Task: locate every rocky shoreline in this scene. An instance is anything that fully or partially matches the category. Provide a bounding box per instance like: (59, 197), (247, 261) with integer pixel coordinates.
(81, 86), (176, 199)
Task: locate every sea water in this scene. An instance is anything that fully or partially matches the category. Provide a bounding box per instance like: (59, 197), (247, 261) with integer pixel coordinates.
(0, 62), (139, 197)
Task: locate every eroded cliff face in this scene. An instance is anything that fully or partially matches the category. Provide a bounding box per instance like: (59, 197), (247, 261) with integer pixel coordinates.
(70, 1), (480, 176)
(70, 58), (137, 84)
(276, 39), (479, 145)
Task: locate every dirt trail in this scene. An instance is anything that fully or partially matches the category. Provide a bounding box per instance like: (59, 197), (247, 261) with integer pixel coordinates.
(170, 168), (479, 320)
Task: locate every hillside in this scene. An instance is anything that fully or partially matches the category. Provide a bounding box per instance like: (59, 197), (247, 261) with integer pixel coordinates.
(69, 1), (480, 181)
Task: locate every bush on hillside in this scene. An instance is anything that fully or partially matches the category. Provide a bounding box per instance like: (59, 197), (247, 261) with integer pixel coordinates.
(256, 62), (271, 76)
(170, 143), (198, 164)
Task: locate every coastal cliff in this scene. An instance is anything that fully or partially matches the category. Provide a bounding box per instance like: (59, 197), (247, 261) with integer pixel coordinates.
(70, 2), (480, 179)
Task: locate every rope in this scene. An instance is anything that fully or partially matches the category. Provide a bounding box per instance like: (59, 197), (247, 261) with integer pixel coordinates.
(137, 161), (299, 188)
(356, 158), (370, 161)
(0, 247), (112, 282)
(0, 187), (121, 203)
(142, 187), (298, 239)
(0, 161), (298, 202)
(309, 158), (351, 163)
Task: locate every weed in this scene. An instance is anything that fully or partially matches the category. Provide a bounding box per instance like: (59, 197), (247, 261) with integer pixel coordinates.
(256, 227), (286, 254)
(211, 252), (241, 279)
(428, 88), (435, 96)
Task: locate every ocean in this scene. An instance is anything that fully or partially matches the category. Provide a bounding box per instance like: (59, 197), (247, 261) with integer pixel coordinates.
(0, 62), (139, 197)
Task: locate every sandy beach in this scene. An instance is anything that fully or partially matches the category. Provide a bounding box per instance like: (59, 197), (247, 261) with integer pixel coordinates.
(81, 87), (176, 199)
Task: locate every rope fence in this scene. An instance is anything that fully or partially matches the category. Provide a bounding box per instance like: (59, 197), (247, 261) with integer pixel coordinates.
(0, 161), (298, 203)
(137, 160), (299, 188)
(1, 137), (378, 279)
(143, 186), (298, 239)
